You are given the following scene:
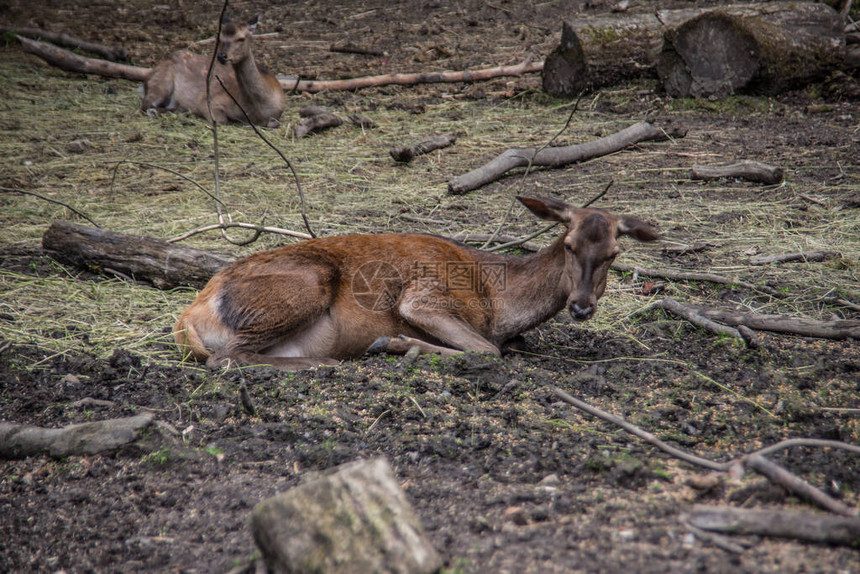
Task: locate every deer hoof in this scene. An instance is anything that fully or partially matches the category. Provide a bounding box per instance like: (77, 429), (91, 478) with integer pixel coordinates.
(205, 354), (233, 369)
(365, 336), (391, 355)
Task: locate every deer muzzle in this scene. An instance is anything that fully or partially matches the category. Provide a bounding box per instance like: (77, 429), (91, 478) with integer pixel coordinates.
(569, 301), (595, 321)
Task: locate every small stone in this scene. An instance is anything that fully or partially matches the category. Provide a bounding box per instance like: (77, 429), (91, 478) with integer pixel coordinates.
(67, 139), (92, 153)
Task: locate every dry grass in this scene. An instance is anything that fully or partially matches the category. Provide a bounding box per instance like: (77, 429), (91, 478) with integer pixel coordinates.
(1, 48), (858, 367)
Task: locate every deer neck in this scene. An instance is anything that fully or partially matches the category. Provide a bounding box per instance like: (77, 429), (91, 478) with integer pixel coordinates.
(491, 236), (570, 340)
(232, 53), (269, 102)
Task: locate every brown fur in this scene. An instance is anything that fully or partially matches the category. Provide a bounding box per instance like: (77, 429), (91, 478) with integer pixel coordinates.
(174, 196), (660, 370)
(141, 18), (285, 127)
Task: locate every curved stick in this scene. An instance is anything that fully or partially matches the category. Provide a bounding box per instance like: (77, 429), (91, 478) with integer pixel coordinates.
(448, 121), (685, 195)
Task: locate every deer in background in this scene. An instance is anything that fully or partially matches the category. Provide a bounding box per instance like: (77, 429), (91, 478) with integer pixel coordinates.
(142, 16), (285, 127)
(174, 196), (660, 370)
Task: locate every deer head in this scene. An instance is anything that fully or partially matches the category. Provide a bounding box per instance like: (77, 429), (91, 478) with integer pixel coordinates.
(517, 196), (660, 321)
(217, 16), (260, 66)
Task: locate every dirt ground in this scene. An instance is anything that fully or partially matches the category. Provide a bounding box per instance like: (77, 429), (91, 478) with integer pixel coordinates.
(1, 0), (859, 573)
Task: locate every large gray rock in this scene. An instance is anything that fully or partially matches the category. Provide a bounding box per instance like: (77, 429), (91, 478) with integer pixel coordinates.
(251, 457), (441, 574)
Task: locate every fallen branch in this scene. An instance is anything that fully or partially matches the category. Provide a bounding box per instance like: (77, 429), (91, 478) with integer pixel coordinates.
(3, 26), (128, 61)
(645, 298), (758, 348)
(691, 160), (784, 185)
(0, 414), (154, 459)
(686, 305), (860, 340)
(682, 521), (746, 554)
(390, 133), (457, 163)
(749, 251), (834, 265)
(613, 262), (781, 296)
(448, 121), (686, 195)
(167, 222), (312, 244)
(17, 35), (150, 82)
(644, 298), (857, 342)
(611, 262), (860, 311)
(685, 506), (860, 546)
(744, 454), (858, 517)
(294, 107), (343, 138)
(550, 385), (860, 518)
(18, 32), (540, 94)
(280, 59), (543, 93)
(456, 233), (542, 253)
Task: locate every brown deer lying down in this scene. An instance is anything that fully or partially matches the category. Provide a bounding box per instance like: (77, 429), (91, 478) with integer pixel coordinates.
(141, 16), (285, 127)
(174, 196), (660, 370)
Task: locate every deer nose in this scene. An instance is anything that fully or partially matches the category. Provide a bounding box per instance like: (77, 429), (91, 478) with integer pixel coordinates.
(569, 302), (594, 321)
(217, 52), (228, 64)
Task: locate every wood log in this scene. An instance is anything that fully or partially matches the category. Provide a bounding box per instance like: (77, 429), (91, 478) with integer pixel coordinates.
(17, 35), (150, 82)
(448, 121), (685, 195)
(542, 7), (704, 97)
(390, 133), (457, 163)
(293, 108), (343, 138)
(686, 505), (860, 546)
(542, 2), (845, 98)
(658, 3), (845, 98)
(691, 160), (784, 185)
(42, 221), (235, 290)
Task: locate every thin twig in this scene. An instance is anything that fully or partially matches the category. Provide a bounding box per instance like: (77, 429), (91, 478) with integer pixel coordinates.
(550, 386), (728, 471)
(581, 180), (612, 208)
(109, 160), (226, 206)
(214, 75), (315, 238)
(485, 223), (558, 253)
(206, 0), (231, 243)
(167, 222), (312, 243)
(0, 186), (100, 227)
(483, 181), (612, 253)
(481, 93), (583, 250)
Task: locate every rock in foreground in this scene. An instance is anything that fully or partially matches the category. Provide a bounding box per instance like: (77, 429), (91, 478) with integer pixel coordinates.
(251, 457), (441, 574)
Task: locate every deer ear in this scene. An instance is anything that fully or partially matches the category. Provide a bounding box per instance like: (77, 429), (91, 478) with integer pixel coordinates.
(517, 196), (572, 224)
(618, 216), (660, 241)
(247, 14), (261, 31)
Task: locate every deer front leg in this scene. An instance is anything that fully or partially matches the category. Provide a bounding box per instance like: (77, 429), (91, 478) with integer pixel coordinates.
(394, 297), (502, 356)
(366, 335), (462, 357)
